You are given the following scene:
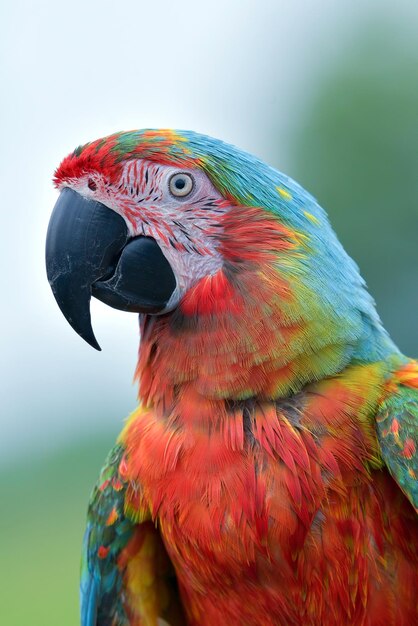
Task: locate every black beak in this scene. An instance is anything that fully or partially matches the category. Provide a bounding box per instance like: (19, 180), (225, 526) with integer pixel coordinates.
(46, 187), (176, 350)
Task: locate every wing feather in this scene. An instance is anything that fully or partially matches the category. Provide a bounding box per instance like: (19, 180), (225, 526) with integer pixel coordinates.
(376, 361), (418, 511)
(81, 443), (185, 626)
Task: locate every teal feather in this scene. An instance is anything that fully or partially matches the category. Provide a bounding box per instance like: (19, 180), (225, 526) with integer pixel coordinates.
(80, 444), (132, 626)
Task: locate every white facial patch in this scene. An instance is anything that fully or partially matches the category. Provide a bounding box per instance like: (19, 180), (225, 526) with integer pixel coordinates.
(74, 159), (233, 309)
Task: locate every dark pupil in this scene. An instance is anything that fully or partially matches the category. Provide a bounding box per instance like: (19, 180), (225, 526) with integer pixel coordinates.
(175, 177), (186, 190)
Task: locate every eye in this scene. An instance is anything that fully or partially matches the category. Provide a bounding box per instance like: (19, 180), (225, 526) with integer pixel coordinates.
(169, 173), (194, 197)
(87, 178), (97, 191)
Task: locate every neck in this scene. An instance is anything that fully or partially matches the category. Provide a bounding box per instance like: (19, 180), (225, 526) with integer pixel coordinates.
(135, 264), (395, 416)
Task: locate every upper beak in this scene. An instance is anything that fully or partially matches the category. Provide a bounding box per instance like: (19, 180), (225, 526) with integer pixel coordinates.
(45, 188), (176, 350)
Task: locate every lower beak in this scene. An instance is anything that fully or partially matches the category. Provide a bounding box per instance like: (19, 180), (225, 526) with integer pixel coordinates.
(45, 188), (176, 350)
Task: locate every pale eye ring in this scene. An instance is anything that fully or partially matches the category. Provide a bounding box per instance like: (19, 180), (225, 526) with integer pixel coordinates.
(168, 172), (194, 197)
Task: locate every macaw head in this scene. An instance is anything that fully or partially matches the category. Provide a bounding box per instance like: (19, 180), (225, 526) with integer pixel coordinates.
(47, 129), (393, 397)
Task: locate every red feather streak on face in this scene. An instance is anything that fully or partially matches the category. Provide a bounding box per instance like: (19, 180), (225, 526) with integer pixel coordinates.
(218, 205), (296, 262)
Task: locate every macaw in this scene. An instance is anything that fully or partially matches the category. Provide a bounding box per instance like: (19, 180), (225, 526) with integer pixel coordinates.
(46, 130), (418, 626)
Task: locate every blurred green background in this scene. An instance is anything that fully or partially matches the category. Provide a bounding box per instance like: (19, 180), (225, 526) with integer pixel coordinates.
(1, 439), (113, 626)
(288, 26), (418, 357)
(1, 2), (417, 625)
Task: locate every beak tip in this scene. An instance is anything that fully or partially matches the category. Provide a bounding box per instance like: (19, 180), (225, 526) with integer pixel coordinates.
(79, 328), (102, 351)
(86, 338), (102, 351)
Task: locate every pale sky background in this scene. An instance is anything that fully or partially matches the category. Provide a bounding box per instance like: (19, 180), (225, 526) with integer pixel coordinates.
(1, 0), (417, 464)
